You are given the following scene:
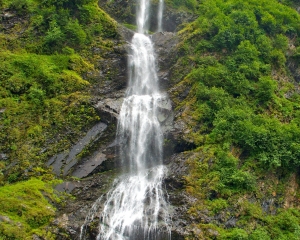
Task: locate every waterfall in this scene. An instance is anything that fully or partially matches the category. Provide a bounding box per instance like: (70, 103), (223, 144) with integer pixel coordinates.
(81, 0), (170, 239)
(157, 0), (164, 32)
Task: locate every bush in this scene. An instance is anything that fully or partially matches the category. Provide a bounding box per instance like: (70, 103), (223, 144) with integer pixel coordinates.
(8, 0), (36, 14)
(249, 228), (271, 240)
(27, 86), (45, 106)
(64, 20), (87, 47)
(44, 20), (65, 48)
(254, 76), (277, 105)
(220, 228), (248, 239)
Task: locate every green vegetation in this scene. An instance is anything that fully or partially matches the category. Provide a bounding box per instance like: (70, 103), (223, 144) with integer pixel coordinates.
(1, 0), (117, 53)
(165, 0), (198, 12)
(169, 0), (300, 238)
(0, 178), (61, 239)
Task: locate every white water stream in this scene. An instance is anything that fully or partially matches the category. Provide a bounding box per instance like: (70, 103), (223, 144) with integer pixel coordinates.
(157, 0), (164, 32)
(81, 0), (170, 239)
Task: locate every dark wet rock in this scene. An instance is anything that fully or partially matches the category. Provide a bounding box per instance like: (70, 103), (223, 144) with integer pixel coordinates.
(89, 40), (128, 103)
(55, 182), (80, 194)
(1, 9), (29, 34)
(225, 217), (237, 228)
(164, 152), (198, 238)
(163, 116), (197, 157)
(287, 58), (300, 83)
(47, 122), (108, 176)
(94, 97), (124, 124)
(151, 32), (179, 90)
(117, 24), (135, 42)
(47, 152), (68, 176)
(160, 6), (196, 32)
(98, 0), (136, 28)
(91, 55), (127, 97)
(156, 97), (173, 130)
(72, 152), (107, 179)
(262, 198), (277, 214)
(51, 170), (119, 240)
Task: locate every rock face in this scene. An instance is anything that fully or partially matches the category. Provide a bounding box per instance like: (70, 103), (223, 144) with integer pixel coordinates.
(47, 122), (108, 176)
(52, 170), (119, 239)
(151, 32), (179, 90)
(98, 0), (195, 32)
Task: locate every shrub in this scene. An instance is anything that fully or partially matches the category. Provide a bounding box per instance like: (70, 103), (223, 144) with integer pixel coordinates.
(249, 228), (271, 240)
(220, 228), (248, 239)
(44, 20), (65, 48)
(64, 20), (87, 47)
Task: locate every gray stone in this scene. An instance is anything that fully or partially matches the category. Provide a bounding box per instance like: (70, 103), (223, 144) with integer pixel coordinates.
(117, 24), (135, 42)
(151, 32), (179, 90)
(55, 182), (80, 193)
(47, 152), (68, 175)
(0, 215), (11, 223)
(0, 153), (8, 160)
(32, 234), (42, 240)
(72, 152), (107, 178)
(3, 12), (14, 19)
(95, 97), (124, 123)
(225, 217), (237, 228)
(207, 228), (219, 237)
(47, 122), (108, 176)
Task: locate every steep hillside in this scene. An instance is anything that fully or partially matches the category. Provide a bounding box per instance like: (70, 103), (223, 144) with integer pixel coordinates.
(0, 0), (300, 239)
(168, 0), (300, 238)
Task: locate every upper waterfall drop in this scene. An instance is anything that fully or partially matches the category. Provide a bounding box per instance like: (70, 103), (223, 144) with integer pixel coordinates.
(137, 0), (150, 33)
(157, 0), (164, 32)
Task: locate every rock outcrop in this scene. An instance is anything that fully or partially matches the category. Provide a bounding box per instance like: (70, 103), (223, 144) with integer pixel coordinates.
(98, 0), (195, 32)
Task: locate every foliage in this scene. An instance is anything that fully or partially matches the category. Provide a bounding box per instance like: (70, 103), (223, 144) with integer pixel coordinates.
(173, 0), (300, 238)
(2, 0), (117, 53)
(0, 178), (61, 239)
(165, 0), (199, 12)
(177, 0), (300, 170)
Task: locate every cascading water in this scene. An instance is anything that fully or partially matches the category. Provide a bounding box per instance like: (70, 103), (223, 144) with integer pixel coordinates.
(81, 0), (170, 239)
(157, 0), (164, 32)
